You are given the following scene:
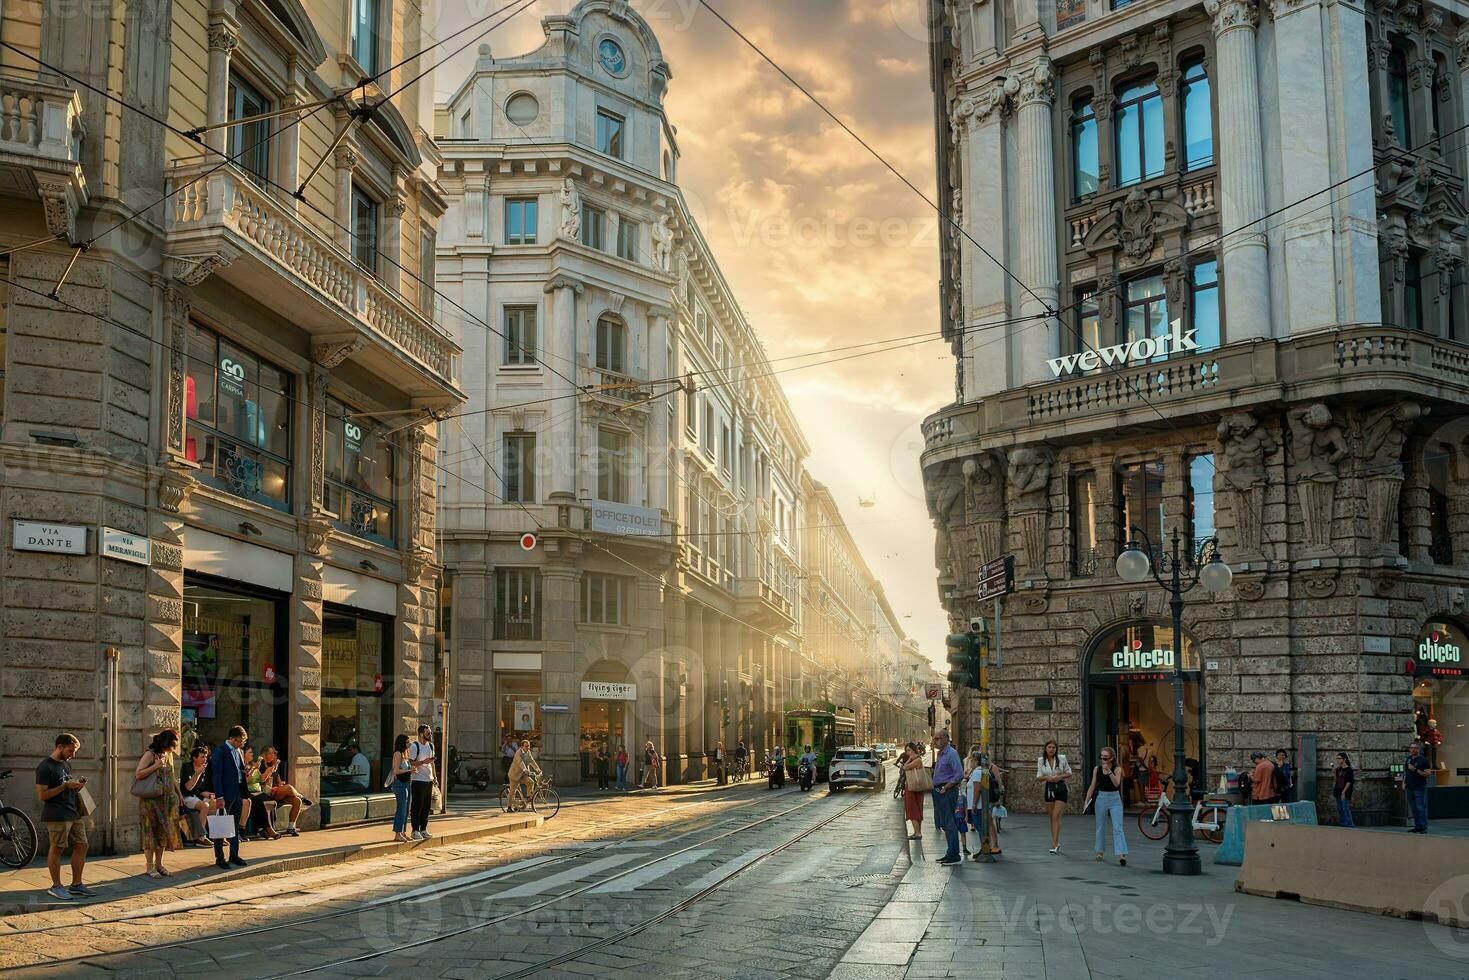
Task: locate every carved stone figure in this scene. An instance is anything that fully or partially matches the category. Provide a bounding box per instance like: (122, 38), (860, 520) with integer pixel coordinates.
(559, 178), (581, 239)
(1082, 188), (1191, 264)
(928, 460), (967, 581)
(652, 211), (675, 272)
(1217, 411), (1277, 556)
(1006, 447), (1051, 577)
(964, 454), (1005, 564)
(1361, 401), (1424, 555)
(1289, 403), (1348, 554)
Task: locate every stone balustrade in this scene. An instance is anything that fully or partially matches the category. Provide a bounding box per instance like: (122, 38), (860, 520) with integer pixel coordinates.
(0, 72), (87, 238)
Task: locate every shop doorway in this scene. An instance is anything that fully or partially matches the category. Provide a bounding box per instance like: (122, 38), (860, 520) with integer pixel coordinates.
(1084, 623), (1204, 809)
(580, 662), (634, 783)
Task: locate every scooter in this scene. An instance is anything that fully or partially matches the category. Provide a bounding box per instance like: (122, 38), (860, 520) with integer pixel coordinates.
(767, 757), (786, 790)
(798, 760), (814, 792)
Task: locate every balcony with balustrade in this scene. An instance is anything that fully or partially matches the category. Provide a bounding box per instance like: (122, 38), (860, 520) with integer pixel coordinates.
(923, 324), (1469, 461)
(164, 161), (462, 406)
(0, 73), (87, 239)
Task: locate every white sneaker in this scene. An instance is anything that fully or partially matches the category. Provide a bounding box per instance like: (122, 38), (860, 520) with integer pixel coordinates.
(45, 886), (73, 901)
(411, 831), (425, 840)
(420, 830), (433, 840)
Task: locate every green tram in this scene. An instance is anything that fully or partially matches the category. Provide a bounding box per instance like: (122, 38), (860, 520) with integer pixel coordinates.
(782, 700), (857, 779)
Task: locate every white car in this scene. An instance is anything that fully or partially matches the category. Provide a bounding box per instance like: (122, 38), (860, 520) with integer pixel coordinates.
(828, 746), (887, 792)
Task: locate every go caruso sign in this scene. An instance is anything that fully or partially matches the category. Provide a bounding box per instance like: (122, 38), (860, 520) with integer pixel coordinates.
(1046, 319), (1201, 378)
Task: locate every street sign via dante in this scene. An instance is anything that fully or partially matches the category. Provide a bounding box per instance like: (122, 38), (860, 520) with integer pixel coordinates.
(977, 554), (1015, 601)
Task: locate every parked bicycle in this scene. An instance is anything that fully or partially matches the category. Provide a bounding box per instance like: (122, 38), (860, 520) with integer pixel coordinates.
(500, 772), (561, 819)
(0, 770), (39, 869)
(1137, 778), (1228, 843)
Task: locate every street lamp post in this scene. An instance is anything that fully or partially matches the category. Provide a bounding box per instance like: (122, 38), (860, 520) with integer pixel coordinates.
(1116, 525), (1232, 876)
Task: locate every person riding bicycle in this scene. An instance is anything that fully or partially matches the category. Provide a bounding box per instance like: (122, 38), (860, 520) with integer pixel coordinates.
(507, 739), (541, 810)
(735, 741), (748, 779)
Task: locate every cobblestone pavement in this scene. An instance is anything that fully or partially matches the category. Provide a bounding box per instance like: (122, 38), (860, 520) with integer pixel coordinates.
(6, 788), (1467, 979)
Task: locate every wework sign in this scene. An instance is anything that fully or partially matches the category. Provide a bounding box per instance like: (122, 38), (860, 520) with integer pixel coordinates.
(1046, 319), (1200, 378)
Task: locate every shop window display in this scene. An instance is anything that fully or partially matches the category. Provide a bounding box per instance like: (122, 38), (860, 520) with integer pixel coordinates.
(320, 610), (392, 796)
(181, 580), (285, 758)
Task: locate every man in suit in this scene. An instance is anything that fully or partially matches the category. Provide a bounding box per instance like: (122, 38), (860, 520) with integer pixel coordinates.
(210, 726), (249, 869)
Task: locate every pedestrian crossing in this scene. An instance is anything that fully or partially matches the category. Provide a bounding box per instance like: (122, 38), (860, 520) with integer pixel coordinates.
(587, 849), (715, 893)
(492, 854), (641, 900)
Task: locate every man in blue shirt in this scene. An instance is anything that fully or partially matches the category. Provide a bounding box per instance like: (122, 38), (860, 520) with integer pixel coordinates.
(1402, 740), (1432, 834)
(931, 729), (964, 865)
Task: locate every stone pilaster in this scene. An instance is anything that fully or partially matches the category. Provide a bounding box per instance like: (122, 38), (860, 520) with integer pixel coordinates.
(1207, 0), (1272, 342)
(543, 277), (583, 496)
(1013, 59), (1059, 384)
(959, 82), (1011, 398)
(292, 559), (324, 827)
(540, 557), (580, 785)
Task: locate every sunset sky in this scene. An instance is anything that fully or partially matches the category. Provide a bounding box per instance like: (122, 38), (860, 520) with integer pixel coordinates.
(430, 0), (951, 666)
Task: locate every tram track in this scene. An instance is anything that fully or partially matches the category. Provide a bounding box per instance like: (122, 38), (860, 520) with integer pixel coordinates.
(0, 784), (773, 945)
(281, 790), (875, 977)
(7, 785), (852, 973)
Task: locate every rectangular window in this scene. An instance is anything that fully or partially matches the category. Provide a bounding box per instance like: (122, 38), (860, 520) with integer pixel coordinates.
(1070, 99), (1098, 200)
(419, 227), (437, 314)
(1070, 470), (1099, 576)
(582, 205), (605, 250)
(1426, 448), (1453, 563)
(616, 217), (639, 261)
(1187, 454), (1215, 556)
(1123, 274), (1168, 359)
(1388, 46), (1412, 146)
(1115, 80), (1164, 187)
(1117, 460), (1165, 554)
(1056, 0), (1087, 29)
(504, 307), (537, 365)
(183, 579), (286, 759)
(581, 574), (627, 625)
(1181, 60), (1213, 171)
(320, 607), (392, 796)
(595, 317), (625, 373)
(227, 72), (271, 186)
(597, 426), (629, 503)
(720, 422), (732, 475)
(1190, 260), (1220, 352)
(185, 323), (292, 508)
(596, 109), (625, 158)
(325, 396), (396, 544)
(1405, 252), (1425, 331)
(504, 432), (537, 503)
(702, 403), (715, 457)
(505, 198), (538, 244)
(351, 184), (379, 273)
(351, 0), (380, 75)
(1075, 287), (1101, 365)
(494, 568), (542, 640)
(684, 384), (697, 435)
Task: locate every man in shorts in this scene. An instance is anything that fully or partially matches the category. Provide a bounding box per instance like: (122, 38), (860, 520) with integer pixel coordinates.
(35, 733), (94, 901)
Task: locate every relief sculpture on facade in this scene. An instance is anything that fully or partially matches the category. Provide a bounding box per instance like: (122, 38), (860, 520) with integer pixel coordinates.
(1288, 403), (1348, 556)
(964, 452), (1005, 568)
(1361, 400), (1424, 557)
(928, 459), (967, 584)
(1006, 446), (1051, 577)
(1217, 411), (1277, 558)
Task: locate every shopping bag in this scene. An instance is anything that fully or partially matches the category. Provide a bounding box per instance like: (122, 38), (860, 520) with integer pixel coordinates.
(207, 813), (237, 839)
(992, 805), (1008, 820)
(76, 785), (97, 816)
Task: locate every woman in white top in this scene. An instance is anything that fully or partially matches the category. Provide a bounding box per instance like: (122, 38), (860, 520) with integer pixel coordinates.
(1036, 738), (1072, 854)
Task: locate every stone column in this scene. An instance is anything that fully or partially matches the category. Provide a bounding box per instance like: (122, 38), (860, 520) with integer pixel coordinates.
(1013, 59), (1060, 384)
(280, 78), (308, 211)
(204, 17), (237, 156)
(384, 186), (406, 292)
(960, 82), (1012, 398)
(334, 143), (357, 253)
(1327, 0), (1382, 325)
(543, 276), (583, 496)
(1208, 0), (1271, 341)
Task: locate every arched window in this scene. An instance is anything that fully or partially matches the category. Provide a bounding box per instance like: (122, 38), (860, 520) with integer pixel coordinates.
(1180, 58), (1212, 170)
(1071, 95), (1098, 200)
(596, 315), (626, 374)
(1388, 44), (1412, 146)
(1115, 79), (1164, 187)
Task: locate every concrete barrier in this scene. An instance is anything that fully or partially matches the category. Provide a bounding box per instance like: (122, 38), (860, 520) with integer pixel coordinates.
(1213, 801), (1317, 866)
(1236, 821), (1469, 927)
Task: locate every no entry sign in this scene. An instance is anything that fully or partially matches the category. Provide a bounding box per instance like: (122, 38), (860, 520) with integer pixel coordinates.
(519, 532), (538, 551)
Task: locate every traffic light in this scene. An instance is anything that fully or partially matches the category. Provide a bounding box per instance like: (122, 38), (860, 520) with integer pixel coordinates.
(945, 626), (987, 690)
(721, 701), (731, 727)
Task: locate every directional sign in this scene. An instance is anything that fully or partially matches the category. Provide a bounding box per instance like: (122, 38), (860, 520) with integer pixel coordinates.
(977, 554), (1015, 601)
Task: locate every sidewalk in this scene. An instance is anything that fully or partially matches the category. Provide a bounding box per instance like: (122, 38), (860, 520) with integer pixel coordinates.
(833, 813), (1469, 980)
(0, 772), (739, 919)
(0, 808), (540, 919)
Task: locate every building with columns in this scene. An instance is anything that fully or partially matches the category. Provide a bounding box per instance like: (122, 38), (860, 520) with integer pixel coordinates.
(922, 0), (1469, 821)
(0, 0), (456, 845)
(435, 1), (814, 786)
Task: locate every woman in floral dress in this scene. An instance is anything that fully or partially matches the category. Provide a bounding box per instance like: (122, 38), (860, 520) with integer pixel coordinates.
(136, 728), (183, 877)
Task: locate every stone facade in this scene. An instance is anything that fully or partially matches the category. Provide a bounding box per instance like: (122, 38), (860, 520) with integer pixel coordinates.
(1, 0), (454, 848)
(922, 0), (1469, 822)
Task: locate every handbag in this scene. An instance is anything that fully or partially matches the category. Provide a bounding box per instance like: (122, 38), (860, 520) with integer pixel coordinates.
(206, 813), (237, 839)
(430, 782), (442, 811)
(131, 771), (163, 799)
(905, 766), (934, 793)
(1044, 780), (1069, 804)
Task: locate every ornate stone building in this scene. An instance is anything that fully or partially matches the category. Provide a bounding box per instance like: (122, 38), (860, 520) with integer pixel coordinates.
(0, 0), (454, 845)
(922, 0), (1469, 821)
